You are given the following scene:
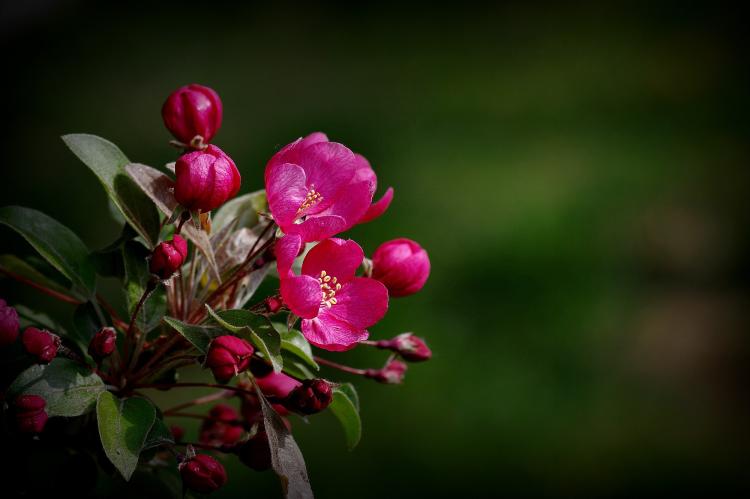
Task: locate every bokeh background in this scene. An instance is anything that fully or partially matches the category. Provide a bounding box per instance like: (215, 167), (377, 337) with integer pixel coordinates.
(2, 1), (749, 497)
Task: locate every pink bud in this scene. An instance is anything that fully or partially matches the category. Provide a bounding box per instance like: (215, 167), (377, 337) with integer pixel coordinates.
(179, 454), (227, 493)
(284, 379), (333, 415)
(371, 238), (430, 297)
(256, 371), (301, 400)
(366, 359), (408, 384)
(264, 296), (283, 314)
(21, 327), (60, 364)
(199, 404), (244, 447)
(174, 145), (241, 212)
(170, 425), (185, 442)
(88, 327), (117, 360)
(15, 394), (48, 433)
(378, 333), (432, 362)
(162, 84), (223, 145)
(149, 235), (188, 279)
(205, 335), (254, 383)
(0, 299), (20, 346)
(237, 431), (271, 471)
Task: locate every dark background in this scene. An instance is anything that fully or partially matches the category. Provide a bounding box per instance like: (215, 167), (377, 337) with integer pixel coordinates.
(1, 1), (749, 497)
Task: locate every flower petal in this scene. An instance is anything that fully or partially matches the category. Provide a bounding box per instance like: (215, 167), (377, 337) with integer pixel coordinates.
(302, 312), (369, 351)
(280, 275), (321, 319)
(359, 187), (393, 224)
(301, 238), (364, 283)
(301, 142), (357, 199)
(285, 215), (348, 243)
(328, 277), (388, 328)
(266, 163), (308, 226)
(265, 132), (329, 182)
(274, 234), (303, 278)
(316, 180), (374, 231)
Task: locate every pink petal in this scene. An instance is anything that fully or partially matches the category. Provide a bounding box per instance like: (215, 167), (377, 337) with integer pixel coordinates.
(256, 372), (302, 399)
(265, 132), (330, 182)
(285, 215), (348, 242)
(301, 238), (364, 283)
(280, 275), (321, 319)
(274, 234), (303, 278)
(301, 142), (357, 198)
(359, 187), (393, 223)
(302, 312), (369, 351)
(266, 163), (308, 226)
(316, 180), (374, 231)
(328, 277), (388, 328)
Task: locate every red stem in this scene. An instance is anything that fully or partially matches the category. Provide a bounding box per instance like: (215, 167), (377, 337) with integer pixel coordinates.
(314, 356), (368, 376)
(0, 269), (81, 304)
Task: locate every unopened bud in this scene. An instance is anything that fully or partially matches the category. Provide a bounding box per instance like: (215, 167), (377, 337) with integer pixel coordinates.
(179, 454), (227, 493)
(199, 404), (244, 447)
(21, 327), (60, 364)
(284, 379), (333, 415)
(365, 359), (408, 384)
(88, 327), (117, 361)
(377, 333), (432, 362)
(150, 235), (188, 280)
(205, 335), (254, 383)
(15, 394), (48, 433)
(0, 298), (20, 346)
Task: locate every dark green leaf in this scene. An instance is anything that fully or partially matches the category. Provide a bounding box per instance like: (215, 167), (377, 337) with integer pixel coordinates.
(208, 307), (282, 372)
(329, 384), (362, 450)
(212, 190), (267, 232)
(8, 358), (105, 417)
(15, 304), (65, 333)
(72, 301), (111, 351)
(254, 383), (313, 499)
(0, 253), (79, 300)
(142, 416), (175, 450)
(162, 316), (221, 353)
(281, 357), (316, 380)
(62, 134), (160, 248)
(122, 241), (166, 333)
(0, 206), (96, 297)
(96, 392), (156, 481)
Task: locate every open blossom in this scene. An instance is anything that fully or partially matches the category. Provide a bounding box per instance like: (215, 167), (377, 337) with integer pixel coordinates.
(175, 144), (241, 212)
(0, 298), (20, 346)
(371, 238), (430, 297)
(265, 132), (391, 242)
(162, 83), (223, 145)
(276, 234), (388, 351)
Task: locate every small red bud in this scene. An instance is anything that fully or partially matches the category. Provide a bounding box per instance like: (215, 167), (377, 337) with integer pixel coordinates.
(284, 379), (333, 415)
(15, 394), (48, 433)
(264, 296), (283, 314)
(199, 404), (244, 447)
(237, 431), (271, 471)
(366, 359), (408, 384)
(179, 453), (227, 493)
(0, 298), (20, 346)
(377, 333), (432, 362)
(88, 327), (117, 361)
(162, 84), (223, 146)
(21, 327), (60, 364)
(150, 235), (188, 279)
(170, 425), (185, 442)
(205, 336), (254, 383)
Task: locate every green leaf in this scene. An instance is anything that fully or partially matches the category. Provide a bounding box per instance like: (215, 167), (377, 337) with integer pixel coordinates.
(162, 316), (221, 353)
(8, 358), (105, 417)
(96, 392), (157, 481)
(72, 301), (110, 352)
(274, 323), (319, 371)
(336, 382), (360, 411)
(281, 357), (316, 380)
(142, 416), (175, 450)
(0, 253), (79, 300)
(15, 303), (66, 333)
(62, 134), (160, 248)
(0, 206), (96, 297)
(122, 241), (166, 333)
(212, 190), (267, 232)
(254, 383), (313, 499)
(207, 307), (282, 372)
(329, 384), (362, 450)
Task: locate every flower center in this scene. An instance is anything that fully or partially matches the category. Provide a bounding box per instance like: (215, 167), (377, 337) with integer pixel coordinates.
(297, 184), (323, 214)
(318, 270), (341, 307)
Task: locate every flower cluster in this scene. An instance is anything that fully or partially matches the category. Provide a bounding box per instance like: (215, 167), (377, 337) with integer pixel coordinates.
(0, 83), (431, 497)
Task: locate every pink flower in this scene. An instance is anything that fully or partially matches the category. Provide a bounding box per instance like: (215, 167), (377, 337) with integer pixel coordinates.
(371, 238), (430, 297)
(162, 84), (223, 146)
(149, 235), (188, 279)
(264, 132), (388, 242)
(174, 144), (241, 212)
(0, 298), (20, 346)
(352, 153), (394, 224)
(276, 234), (389, 351)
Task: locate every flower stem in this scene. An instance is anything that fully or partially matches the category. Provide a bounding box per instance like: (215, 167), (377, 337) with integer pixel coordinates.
(314, 356), (368, 376)
(122, 280), (156, 372)
(134, 382), (257, 397)
(163, 390), (234, 415)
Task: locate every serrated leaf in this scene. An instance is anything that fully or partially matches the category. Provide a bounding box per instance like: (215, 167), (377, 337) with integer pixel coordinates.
(8, 358), (105, 417)
(208, 307), (282, 372)
(329, 384), (361, 451)
(62, 134), (160, 248)
(254, 383), (314, 499)
(0, 206), (96, 297)
(125, 163), (221, 282)
(122, 241), (166, 333)
(162, 316), (221, 353)
(212, 190), (267, 232)
(96, 392), (157, 481)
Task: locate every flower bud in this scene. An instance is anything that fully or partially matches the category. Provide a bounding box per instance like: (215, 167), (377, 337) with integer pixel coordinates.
(15, 394), (48, 433)
(88, 327), (117, 361)
(150, 235), (188, 279)
(162, 84), (223, 146)
(237, 431), (271, 471)
(377, 333), (432, 362)
(264, 296), (283, 314)
(179, 453), (227, 493)
(365, 359), (408, 384)
(205, 335), (254, 383)
(257, 371), (301, 400)
(170, 425), (185, 442)
(21, 327), (60, 363)
(371, 238), (430, 297)
(0, 298), (20, 346)
(199, 404), (244, 447)
(283, 379), (333, 415)
(174, 145), (241, 212)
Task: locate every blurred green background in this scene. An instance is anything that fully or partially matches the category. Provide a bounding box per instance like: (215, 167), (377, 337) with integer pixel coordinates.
(2, 1), (749, 497)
